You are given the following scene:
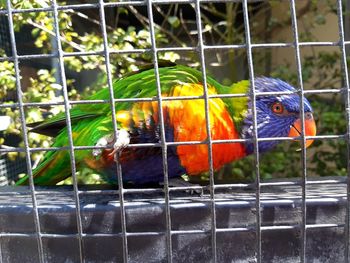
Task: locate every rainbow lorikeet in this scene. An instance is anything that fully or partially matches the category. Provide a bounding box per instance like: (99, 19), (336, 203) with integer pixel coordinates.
(16, 64), (316, 186)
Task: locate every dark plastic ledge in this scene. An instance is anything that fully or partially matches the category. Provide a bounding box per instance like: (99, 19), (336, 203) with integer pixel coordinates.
(0, 177), (347, 263)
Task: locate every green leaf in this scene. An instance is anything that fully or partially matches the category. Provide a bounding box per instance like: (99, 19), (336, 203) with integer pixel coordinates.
(167, 16), (180, 28)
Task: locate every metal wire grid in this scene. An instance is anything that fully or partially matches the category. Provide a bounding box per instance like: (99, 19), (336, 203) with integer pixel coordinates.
(0, 0), (349, 262)
(337, 0), (350, 262)
(4, 1), (45, 263)
(98, 0), (128, 261)
(289, 1), (307, 261)
(0, 156), (26, 185)
(50, 0), (85, 261)
(0, 15), (11, 55)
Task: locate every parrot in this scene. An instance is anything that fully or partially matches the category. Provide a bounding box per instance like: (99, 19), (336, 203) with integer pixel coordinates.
(16, 63), (316, 186)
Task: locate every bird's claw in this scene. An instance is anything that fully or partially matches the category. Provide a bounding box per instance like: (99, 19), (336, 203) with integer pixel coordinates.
(92, 134), (114, 157)
(109, 129), (130, 161)
(93, 130), (130, 160)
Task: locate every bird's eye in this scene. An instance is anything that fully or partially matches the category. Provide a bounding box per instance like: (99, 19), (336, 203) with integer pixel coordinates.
(305, 112), (313, 120)
(271, 102), (284, 114)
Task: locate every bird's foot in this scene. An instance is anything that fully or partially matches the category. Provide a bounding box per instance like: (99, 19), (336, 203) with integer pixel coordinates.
(93, 130), (130, 159)
(109, 129), (130, 161)
(92, 134), (114, 157)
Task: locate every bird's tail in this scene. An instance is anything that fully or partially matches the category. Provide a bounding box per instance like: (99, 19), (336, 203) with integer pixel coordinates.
(16, 150), (72, 186)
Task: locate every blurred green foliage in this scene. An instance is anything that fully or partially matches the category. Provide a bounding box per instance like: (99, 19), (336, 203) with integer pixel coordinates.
(0, 0), (346, 184)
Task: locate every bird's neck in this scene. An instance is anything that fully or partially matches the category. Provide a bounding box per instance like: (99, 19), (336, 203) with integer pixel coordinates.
(218, 80), (250, 135)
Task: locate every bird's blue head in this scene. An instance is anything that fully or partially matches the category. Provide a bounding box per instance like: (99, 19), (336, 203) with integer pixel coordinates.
(241, 77), (316, 154)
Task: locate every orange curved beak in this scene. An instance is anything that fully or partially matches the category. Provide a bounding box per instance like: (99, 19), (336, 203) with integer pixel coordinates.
(288, 113), (317, 149)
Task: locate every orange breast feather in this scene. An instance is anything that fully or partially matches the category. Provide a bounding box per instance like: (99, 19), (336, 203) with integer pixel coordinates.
(166, 83), (246, 175)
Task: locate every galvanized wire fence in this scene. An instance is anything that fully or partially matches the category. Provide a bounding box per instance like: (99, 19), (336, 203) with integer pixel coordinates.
(0, 0), (349, 262)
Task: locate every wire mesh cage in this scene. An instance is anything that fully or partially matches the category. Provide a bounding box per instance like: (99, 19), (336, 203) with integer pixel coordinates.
(0, 0), (350, 262)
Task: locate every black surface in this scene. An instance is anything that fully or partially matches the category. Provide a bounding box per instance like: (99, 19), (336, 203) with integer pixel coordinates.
(0, 177), (347, 263)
